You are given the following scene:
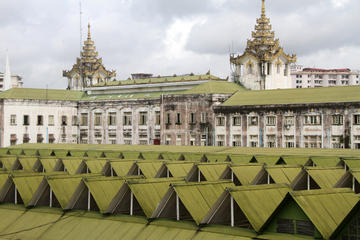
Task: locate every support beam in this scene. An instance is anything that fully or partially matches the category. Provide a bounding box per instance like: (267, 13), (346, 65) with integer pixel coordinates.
(353, 176), (356, 192)
(110, 166), (113, 177)
(14, 186), (17, 204)
(267, 172), (271, 184)
(87, 189), (91, 211)
(230, 195), (234, 227)
(307, 173), (310, 190)
(176, 193), (180, 221)
(231, 170), (234, 182)
(198, 168), (201, 183)
(167, 168), (170, 178)
(50, 188), (53, 208)
(130, 191), (134, 216)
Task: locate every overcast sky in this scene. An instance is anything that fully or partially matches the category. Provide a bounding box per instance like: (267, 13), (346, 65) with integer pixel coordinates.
(0, 0), (359, 89)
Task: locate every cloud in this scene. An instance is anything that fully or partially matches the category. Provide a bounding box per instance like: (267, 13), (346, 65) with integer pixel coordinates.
(0, 0), (359, 89)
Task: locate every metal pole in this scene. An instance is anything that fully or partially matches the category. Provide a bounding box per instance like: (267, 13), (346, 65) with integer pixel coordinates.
(230, 195), (234, 227)
(87, 189), (91, 211)
(50, 188), (53, 207)
(130, 191), (134, 216)
(176, 193), (180, 221)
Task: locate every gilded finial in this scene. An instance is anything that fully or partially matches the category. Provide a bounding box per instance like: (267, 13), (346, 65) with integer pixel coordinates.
(87, 23), (91, 40)
(261, 0), (266, 17)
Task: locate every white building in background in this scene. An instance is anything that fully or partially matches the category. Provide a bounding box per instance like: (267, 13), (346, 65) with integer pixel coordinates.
(230, 0), (296, 90)
(0, 54), (23, 92)
(291, 68), (360, 88)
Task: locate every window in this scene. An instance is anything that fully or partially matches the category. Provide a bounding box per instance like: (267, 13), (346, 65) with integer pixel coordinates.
(216, 135), (225, 146)
(124, 140), (132, 145)
(139, 130), (148, 139)
(233, 116), (241, 126)
(166, 113), (171, 124)
(200, 112), (207, 123)
(94, 130), (102, 138)
(108, 112), (116, 126)
(284, 116), (294, 126)
(139, 112), (148, 126)
(10, 134), (17, 146)
(285, 136), (295, 148)
(123, 112), (132, 126)
(189, 113), (196, 124)
(10, 115), (16, 126)
(331, 136), (343, 149)
(232, 135), (241, 147)
(176, 135), (182, 146)
(304, 135), (322, 148)
(267, 135), (276, 148)
(139, 140), (148, 145)
(201, 134), (207, 146)
(123, 129), (132, 138)
(108, 129), (117, 139)
(176, 113), (181, 125)
(166, 135), (172, 145)
(23, 115), (30, 126)
(61, 116), (67, 126)
(80, 129), (88, 144)
(304, 115), (322, 125)
(216, 116), (225, 126)
(37, 115), (43, 126)
(80, 113), (88, 126)
(110, 140), (117, 145)
(266, 116), (276, 126)
(49, 134), (55, 144)
(354, 115), (360, 125)
(250, 135), (258, 147)
(248, 116), (259, 126)
(37, 134), (43, 143)
(332, 115), (343, 125)
(155, 111), (161, 125)
(23, 134), (30, 143)
(94, 113), (102, 126)
(72, 115), (78, 126)
(277, 64), (281, 74)
(190, 134), (196, 146)
(277, 219), (314, 236)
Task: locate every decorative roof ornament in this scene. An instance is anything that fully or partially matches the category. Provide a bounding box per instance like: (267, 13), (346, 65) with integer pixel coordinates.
(239, 0), (296, 63)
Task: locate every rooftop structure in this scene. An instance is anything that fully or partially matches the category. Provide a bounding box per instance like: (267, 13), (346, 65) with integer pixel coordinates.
(230, 0), (296, 90)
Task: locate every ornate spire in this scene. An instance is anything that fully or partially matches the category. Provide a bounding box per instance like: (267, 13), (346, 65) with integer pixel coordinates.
(87, 23), (91, 40)
(4, 51), (12, 91)
(261, 0), (266, 18)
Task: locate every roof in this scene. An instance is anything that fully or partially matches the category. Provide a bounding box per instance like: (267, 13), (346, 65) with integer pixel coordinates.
(266, 166), (302, 184)
(137, 162), (163, 178)
(110, 161), (134, 176)
(291, 189), (359, 239)
(92, 74), (223, 87)
(165, 162), (194, 178)
(173, 181), (234, 224)
(128, 178), (184, 218)
(311, 156), (341, 167)
(307, 167), (346, 188)
(181, 81), (244, 95)
(229, 184), (290, 232)
(0, 88), (85, 101)
(302, 68), (351, 73)
(197, 163), (228, 181)
(231, 165), (263, 185)
(221, 85), (360, 107)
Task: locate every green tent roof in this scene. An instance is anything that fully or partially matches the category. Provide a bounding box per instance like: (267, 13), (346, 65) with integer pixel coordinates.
(0, 156), (18, 170)
(291, 189), (359, 239)
(231, 165), (263, 185)
(307, 167), (346, 188)
(137, 162), (163, 178)
(173, 181), (234, 225)
(12, 174), (44, 206)
(61, 158), (84, 175)
(266, 166), (302, 184)
(110, 161), (134, 176)
(128, 178), (184, 218)
(84, 176), (126, 213)
(222, 85), (360, 107)
(197, 163), (228, 181)
(311, 156), (341, 167)
(40, 158), (59, 172)
(166, 162), (194, 178)
(18, 157), (38, 171)
(85, 159), (107, 174)
(281, 156), (310, 165)
(253, 156), (281, 165)
(229, 184), (290, 232)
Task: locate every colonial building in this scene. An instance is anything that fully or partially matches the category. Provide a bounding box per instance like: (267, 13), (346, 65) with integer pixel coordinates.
(291, 67), (360, 88)
(230, 0), (296, 90)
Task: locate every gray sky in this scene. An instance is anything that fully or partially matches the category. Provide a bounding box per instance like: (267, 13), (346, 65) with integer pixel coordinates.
(0, 0), (359, 89)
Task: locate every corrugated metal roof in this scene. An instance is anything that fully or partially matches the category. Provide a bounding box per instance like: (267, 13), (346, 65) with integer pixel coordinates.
(291, 188), (359, 239)
(173, 181), (234, 224)
(128, 178), (184, 218)
(18, 156), (38, 171)
(137, 162), (163, 178)
(307, 167), (346, 188)
(12, 174), (44, 206)
(266, 166), (302, 184)
(0, 88), (85, 101)
(110, 161), (134, 176)
(231, 165), (263, 185)
(40, 158), (59, 172)
(229, 184), (290, 232)
(253, 156), (281, 165)
(61, 158), (84, 174)
(197, 163), (228, 181)
(85, 159), (107, 174)
(0, 156), (18, 170)
(166, 162), (194, 177)
(47, 175), (84, 209)
(84, 176), (125, 213)
(311, 156), (341, 167)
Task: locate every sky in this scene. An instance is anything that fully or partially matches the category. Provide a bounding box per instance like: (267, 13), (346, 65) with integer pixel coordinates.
(0, 0), (359, 89)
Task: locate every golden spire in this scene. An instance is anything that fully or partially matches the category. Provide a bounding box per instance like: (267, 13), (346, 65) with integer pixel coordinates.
(87, 23), (91, 40)
(261, 0), (266, 18)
